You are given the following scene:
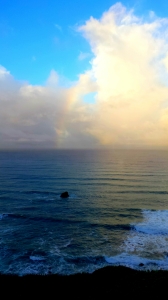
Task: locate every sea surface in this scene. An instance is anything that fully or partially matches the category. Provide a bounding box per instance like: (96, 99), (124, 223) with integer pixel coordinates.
(0, 149), (168, 275)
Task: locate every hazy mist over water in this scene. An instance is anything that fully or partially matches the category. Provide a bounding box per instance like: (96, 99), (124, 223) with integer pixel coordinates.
(0, 149), (168, 275)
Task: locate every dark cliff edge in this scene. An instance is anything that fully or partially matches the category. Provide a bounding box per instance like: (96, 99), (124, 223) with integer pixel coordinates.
(0, 266), (168, 298)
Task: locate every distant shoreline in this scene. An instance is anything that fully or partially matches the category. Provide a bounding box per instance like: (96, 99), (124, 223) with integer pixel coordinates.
(1, 266), (168, 297)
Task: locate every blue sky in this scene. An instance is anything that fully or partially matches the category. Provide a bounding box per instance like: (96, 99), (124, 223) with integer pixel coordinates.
(0, 1), (168, 149)
(1, 0), (168, 85)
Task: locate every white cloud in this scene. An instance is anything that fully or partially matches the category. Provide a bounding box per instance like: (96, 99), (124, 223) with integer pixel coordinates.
(0, 65), (10, 78)
(0, 3), (168, 149)
(0, 67), (95, 149)
(78, 51), (90, 61)
(77, 2), (168, 148)
(46, 69), (59, 87)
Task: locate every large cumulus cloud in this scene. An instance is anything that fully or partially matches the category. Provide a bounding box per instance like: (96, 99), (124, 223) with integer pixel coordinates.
(78, 3), (168, 148)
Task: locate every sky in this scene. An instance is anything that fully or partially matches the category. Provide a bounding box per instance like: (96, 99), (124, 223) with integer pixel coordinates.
(0, 0), (168, 149)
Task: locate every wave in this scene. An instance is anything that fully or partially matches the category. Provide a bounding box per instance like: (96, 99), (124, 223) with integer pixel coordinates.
(94, 223), (132, 231)
(2, 213), (84, 225)
(0, 253), (107, 275)
(105, 253), (168, 270)
(113, 209), (168, 269)
(118, 191), (168, 194)
(22, 190), (56, 196)
(0, 212), (132, 233)
(134, 210), (168, 235)
(30, 256), (46, 261)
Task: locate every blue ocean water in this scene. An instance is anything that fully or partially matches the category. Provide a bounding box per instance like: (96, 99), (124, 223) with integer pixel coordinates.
(0, 149), (168, 275)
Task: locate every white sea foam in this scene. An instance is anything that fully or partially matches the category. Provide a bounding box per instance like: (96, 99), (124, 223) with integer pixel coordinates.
(30, 256), (46, 261)
(105, 253), (168, 270)
(124, 210), (168, 257)
(134, 210), (168, 235)
(106, 210), (168, 270)
(19, 263), (48, 276)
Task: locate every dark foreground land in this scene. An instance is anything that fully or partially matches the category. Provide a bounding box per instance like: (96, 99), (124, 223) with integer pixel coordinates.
(1, 266), (168, 298)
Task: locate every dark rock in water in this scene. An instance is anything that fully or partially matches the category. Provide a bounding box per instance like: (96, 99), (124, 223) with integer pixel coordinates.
(139, 263), (144, 267)
(60, 191), (69, 198)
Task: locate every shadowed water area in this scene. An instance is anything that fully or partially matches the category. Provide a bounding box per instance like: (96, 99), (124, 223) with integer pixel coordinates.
(0, 149), (168, 275)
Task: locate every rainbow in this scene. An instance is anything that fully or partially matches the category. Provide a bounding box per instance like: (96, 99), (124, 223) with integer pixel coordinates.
(56, 88), (78, 148)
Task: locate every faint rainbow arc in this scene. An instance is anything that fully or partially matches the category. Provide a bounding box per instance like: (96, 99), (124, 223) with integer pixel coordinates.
(56, 89), (77, 148)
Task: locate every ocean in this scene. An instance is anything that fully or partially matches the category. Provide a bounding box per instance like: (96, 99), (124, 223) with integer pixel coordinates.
(0, 149), (168, 275)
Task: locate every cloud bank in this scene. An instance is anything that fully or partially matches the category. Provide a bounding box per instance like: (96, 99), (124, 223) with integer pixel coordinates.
(0, 3), (168, 149)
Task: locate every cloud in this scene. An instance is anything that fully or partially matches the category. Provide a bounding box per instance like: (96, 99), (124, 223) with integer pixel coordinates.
(46, 70), (59, 87)
(0, 66), (64, 148)
(0, 65), (10, 78)
(77, 2), (168, 148)
(0, 65), (95, 149)
(78, 51), (91, 61)
(0, 3), (168, 149)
